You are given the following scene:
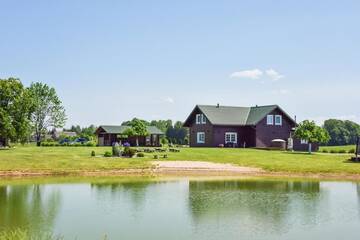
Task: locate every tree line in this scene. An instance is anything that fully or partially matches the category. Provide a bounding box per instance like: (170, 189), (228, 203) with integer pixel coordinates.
(0, 78), (66, 146)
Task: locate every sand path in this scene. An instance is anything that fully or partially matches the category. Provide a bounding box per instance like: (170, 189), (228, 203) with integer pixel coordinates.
(152, 161), (263, 173)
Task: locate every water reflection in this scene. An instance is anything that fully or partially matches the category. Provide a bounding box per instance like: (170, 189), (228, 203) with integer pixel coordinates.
(0, 184), (61, 233)
(188, 180), (322, 234)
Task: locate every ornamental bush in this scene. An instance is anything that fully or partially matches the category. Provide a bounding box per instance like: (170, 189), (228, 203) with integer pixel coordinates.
(123, 147), (136, 158)
(104, 151), (112, 157)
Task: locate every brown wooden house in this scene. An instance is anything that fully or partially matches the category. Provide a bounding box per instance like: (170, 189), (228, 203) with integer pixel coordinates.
(183, 104), (318, 151)
(95, 125), (164, 147)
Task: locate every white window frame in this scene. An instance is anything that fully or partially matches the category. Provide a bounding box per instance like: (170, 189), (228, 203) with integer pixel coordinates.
(275, 115), (282, 126)
(301, 139), (308, 144)
(201, 114), (206, 124)
(196, 114), (206, 124)
(267, 115), (274, 125)
(225, 132), (237, 144)
(197, 132), (205, 144)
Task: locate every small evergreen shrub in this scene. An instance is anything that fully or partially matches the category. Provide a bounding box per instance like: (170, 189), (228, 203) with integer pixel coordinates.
(123, 147), (136, 157)
(330, 149), (338, 154)
(112, 143), (121, 157)
(322, 149), (328, 153)
(338, 149), (346, 154)
(86, 141), (97, 147)
(348, 149), (355, 154)
(104, 151), (112, 157)
(91, 150), (96, 157)
(154, 155), (159, 159)
(137, 152), (145, 157)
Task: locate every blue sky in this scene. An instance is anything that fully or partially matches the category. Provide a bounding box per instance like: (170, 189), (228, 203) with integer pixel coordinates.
(1, 0), (359, 127)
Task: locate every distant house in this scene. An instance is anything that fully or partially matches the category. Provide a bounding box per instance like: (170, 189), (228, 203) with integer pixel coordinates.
(95, 125), (164, 146)
(183, 104), (318, 151)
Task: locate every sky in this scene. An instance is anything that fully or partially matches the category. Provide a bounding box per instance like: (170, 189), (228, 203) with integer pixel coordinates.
(1, 0), (359, 127)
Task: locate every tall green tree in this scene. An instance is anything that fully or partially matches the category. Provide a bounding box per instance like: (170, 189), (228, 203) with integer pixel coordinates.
(123, 119), (149, 146)
(294, 120), (330, 153)
(28, 82), (66, 146)
(0, 78), (33, 146)
(323, 119), (360, 146)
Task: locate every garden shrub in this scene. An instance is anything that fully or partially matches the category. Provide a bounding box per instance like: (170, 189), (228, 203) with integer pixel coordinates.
(123, 147), (136, 157)
(86, 141), (96, 147)
(154, 155), (159, 159)
(338, 149), (346, 154)
(330, 149), (338, 154)
(348, 149), (356, 154)
(91, 150), (96, 157)
(112, 143), (121, 157)
(322, 149), (328, 153)
(137, 152), (145, 157)
(104, 151), (112, 157)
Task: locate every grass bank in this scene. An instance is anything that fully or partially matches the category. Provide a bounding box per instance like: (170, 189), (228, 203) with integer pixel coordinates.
(0, 146), (359, 177)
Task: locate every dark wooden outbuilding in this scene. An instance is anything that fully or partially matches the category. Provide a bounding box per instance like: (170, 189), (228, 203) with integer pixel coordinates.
(95, 125), (164, 147)
(183, 104), (319, 152)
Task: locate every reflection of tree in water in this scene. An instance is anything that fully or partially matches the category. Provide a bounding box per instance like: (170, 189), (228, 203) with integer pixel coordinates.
(91, 180), (163, 210)
(0, 184), (61, 234)
(188, 180), (321, 233)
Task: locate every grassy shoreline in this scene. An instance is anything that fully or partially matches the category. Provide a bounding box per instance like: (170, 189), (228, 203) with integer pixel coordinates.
(0, 146), (359, 178)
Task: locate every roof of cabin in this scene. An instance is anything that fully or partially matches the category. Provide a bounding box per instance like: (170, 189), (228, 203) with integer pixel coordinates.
(97, 125), (164, 135)
(184, 104), (295, 126)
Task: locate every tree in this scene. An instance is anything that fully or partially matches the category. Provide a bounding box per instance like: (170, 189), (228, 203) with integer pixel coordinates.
(294, 120), (330, 153)
(0, 78), (33, 146)
(323, 119), (360, 146)
(28, 82), (66, 146)
(123, 119), (149, 146)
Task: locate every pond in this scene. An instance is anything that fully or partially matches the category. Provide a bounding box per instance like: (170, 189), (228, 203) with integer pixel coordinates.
(1, 177), (360, 239)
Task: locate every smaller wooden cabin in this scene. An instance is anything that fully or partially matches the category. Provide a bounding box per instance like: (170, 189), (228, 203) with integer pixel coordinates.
(95, 125), (164, 147)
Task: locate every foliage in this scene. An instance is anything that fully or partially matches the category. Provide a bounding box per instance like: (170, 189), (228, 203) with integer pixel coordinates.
(295, 120), (330, 153)
(165, 121), (188, 144)
(122, 118), (150, 126)
(63, 124), (97, 140)
(137, 152), (145, 157)
(28, 82), (66, 146)
(123, 119), (149, 146)
(323, 119), (360, 146)
(123, 147), (136, 157)
(160, 136), (168, 146)
(104, 151), (112, 157)
(112, 143), (121, 157)
(150, 119), (173, 133)
(91, 150), (96, 157)
(0, 78), (33, 145)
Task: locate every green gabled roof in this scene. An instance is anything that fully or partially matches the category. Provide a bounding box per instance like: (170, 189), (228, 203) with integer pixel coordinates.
(98, 125), (164, 135)
(186, 104), (293, 126)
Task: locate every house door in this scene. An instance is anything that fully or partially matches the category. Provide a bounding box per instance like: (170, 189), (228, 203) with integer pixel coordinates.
(225, 132), (238, 147)
(98, 137), (104, 146)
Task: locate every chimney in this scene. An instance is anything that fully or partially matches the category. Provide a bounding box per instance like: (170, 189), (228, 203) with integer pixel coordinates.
(294, 115), (297, 123)
(216, 103), (220, 108)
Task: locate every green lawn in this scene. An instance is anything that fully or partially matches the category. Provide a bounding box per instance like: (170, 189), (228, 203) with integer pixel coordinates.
(0, 145), (359, 175)
(319, 145), (356, 152)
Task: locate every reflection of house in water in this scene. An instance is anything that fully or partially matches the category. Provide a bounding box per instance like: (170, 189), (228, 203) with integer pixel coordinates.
(188, 180), (322, 233)
(0, 185), (61, 234)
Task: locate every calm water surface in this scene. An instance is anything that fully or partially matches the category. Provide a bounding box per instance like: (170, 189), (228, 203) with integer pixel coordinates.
(1, 177), (360, 240)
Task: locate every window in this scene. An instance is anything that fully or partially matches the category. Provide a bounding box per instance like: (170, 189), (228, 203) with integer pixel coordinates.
(225, 132), (237, 143)
(267, 115), (274, 125)
(275, 115), (282, 126)
(197, 132), (205, 144)
(196, 114), (206, 124)
(301, 139), (308, 144)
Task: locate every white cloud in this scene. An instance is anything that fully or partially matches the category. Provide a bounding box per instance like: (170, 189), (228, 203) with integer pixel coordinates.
(162, 97), (174, 104)
(230, 69), (263, 79)
(265, 69), (284, 81)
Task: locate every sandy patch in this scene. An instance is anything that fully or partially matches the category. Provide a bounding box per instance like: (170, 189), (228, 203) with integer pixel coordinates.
(152, 161), (263, 174)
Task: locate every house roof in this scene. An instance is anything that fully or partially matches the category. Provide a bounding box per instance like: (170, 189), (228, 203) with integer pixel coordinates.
(98, 125), (164, 135)
(184, 104), (295, 126)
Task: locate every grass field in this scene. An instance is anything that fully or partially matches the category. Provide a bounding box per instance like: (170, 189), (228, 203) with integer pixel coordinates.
(0, 145), (359, 175)
(319, 145), (356, 152)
